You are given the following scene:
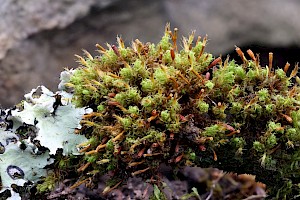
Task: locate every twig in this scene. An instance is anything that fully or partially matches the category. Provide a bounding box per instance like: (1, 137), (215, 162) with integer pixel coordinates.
(242, 194), (267, 200)
(205, 187), (213, 200)
(205, 170), (225, 200)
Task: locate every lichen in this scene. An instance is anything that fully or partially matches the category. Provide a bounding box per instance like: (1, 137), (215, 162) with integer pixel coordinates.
(0, 85), (92, 198)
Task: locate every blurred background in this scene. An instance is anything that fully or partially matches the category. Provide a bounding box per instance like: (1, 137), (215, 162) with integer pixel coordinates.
(1, 0), (300, 108)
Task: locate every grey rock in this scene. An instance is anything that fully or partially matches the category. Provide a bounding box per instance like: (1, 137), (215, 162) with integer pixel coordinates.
(164, 0), (300, 55)
(0, 0), (97, 59)
(0, 0), (165, 107)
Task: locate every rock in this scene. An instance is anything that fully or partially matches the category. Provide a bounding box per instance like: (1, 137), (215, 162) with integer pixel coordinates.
(0, 0), (97, 60)
(0, 0), (165, 107)
(1, 0), (300, 107)
(164, 0), (300, 54)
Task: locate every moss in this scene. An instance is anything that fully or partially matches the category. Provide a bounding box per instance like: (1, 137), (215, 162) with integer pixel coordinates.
(63, 24), (300, 199)
(36, 172), (57, 193)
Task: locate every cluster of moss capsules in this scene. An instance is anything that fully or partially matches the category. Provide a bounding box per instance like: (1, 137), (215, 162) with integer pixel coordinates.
(65, 24), (300, 198)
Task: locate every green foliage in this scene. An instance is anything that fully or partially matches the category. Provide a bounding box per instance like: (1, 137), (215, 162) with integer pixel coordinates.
(253, 141), (265, 152)
(196, 100), (209, 113)
(63, 24), (300, 199)
(150, 184), (168, 200)
(180, 187), (201, 200)
(36, 172), (57, 193)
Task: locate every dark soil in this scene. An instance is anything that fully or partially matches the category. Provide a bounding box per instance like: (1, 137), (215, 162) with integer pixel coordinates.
(43, 166), (267, 200)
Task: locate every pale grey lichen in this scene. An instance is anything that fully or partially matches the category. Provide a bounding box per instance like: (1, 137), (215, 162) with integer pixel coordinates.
(12, 86), (91, 155)
(58, 69), (76, 91)
(0, 141), (51, 191)
(0, 72), (91, 198)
